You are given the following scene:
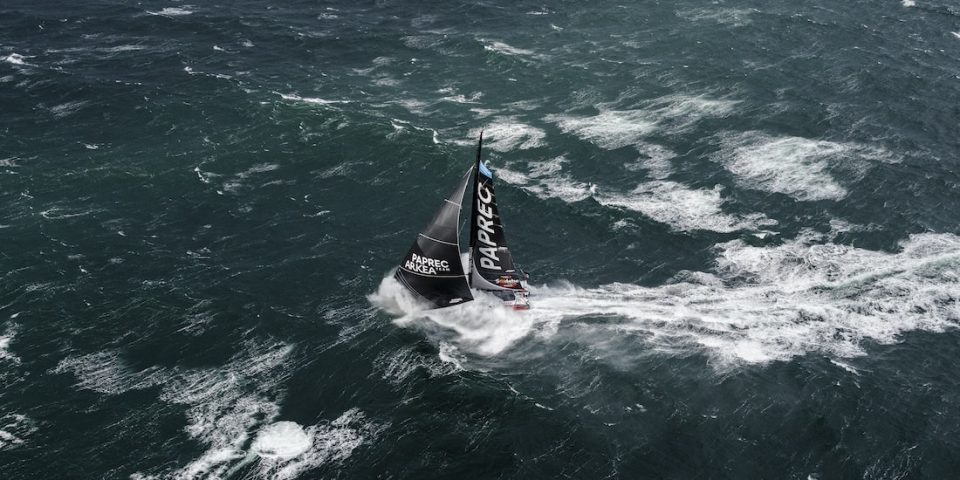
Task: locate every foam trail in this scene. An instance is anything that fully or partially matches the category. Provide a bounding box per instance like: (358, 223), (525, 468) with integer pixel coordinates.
(369, 274), (535, 356)
(374, 232), (960, 368)
(253, 410), (381, 480)
(146, 7), (194, 16)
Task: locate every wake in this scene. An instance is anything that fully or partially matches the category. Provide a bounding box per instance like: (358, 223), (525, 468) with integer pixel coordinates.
(370, 231), (960, 367)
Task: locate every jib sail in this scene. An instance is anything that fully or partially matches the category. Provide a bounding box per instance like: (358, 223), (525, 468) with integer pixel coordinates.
(469, 133), (526, 292)
(394, 166), (475, 308)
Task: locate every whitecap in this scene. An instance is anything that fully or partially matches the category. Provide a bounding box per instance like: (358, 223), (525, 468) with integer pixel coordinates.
(146, 7), (194, 16)
(469, 119), (546, 151)
(0, 414), (36, 451)
(830, 359), (860, 376)
(677, 8), (756, 26)
(254, 409), (381, 480)
(252, 421), (311, 460)
(52, 351), (170, 394)
(0, 327), (19, 364)
(546, 109), (656, 150)
(278, 93), (350, 105)
(495, 160), (771, 232)
(49, 100), (88, 118)
(100, 45), (146, 53)
(629, 143), (676, 179)
(39, 206), (97, 220)
(495, 165), (594, 204)
(2, 53), (31, 66)
(482, 40), (543, 59)
(238, 163), (280, 177)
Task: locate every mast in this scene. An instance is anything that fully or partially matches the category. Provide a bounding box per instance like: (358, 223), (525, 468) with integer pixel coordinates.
(468, 131), (483, 286)
(468, 132), (526, 292)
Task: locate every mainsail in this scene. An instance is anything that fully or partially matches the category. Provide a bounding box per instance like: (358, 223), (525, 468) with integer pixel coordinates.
(468, 133), (527, 293)
(394, 166), (475, 308)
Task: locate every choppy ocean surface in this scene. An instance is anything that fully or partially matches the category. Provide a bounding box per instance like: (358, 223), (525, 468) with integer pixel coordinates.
(2, 0), (960, 478)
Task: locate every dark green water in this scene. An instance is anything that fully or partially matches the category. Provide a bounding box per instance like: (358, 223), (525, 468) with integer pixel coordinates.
(2, 1), (960, 478)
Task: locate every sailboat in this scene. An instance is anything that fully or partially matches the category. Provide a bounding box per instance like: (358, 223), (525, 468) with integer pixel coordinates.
(393, 133), (531, 310)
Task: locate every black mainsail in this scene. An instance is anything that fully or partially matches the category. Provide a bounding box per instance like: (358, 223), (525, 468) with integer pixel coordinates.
(468, 133), (529, 298)
(393, 166), (475, 309)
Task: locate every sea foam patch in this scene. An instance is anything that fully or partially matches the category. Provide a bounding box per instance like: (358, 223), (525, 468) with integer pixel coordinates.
(49, 100), (89, 118)
(494, 161), (772, 233)
(278, 93), (350, 106)
(597, 181), (775, 233)
(495, 165), (594, 204)
(0, 326), (19, 364)
(146, 7), (194, 16)
(52, 351), (170, 394)
(677, 8), (756, 26)
(713, 131), (893, 201)
(481, 40), (546, 61)
(55, 342), (380, 479)
(547, 109), (656, 150)
(2, 53), (32, 66)
(0, 413), (36, 451)
(546, 94), (739, 149)
(253, 410), (381, 480)
(469, 119), (546, 152)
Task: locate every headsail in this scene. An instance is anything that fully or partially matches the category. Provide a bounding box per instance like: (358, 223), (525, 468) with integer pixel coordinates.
(394, 166), (475, 308)
(469, 133), (527, 292)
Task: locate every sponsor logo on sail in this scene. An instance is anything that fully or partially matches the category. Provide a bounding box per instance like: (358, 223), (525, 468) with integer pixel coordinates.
(475, 183), (501, 270)
(405, 252), (450, 275)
